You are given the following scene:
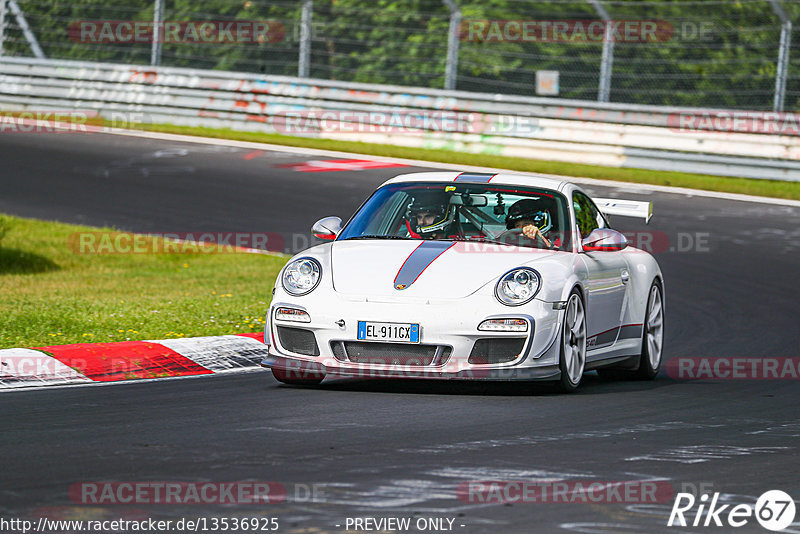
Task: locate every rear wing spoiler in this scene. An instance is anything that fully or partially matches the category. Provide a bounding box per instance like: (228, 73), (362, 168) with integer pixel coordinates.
(593, 198), (653, 224)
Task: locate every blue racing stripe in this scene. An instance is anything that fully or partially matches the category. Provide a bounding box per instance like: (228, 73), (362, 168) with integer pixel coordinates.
(453, 172), (496, 183)
(393, 241), (455, 290)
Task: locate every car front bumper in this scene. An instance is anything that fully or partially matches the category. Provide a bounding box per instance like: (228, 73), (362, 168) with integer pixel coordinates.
(260, 292), (565, 381)
(260, 352), (560, 381)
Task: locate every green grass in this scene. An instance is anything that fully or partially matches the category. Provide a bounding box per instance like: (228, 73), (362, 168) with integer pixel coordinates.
(137, 123), (800, 201)
(0, 214), (286, 349)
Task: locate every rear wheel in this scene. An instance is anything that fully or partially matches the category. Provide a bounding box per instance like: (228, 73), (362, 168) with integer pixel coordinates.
(271, 366), (325, 386)
(636, 281), (664, 379)
(556, 290), (586, 392)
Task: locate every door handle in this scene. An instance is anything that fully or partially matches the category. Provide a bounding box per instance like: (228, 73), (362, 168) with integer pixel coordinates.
(621, 269), (630, 283)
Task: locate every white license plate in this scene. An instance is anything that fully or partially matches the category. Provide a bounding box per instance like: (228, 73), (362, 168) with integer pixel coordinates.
(357, 321), (420, 343)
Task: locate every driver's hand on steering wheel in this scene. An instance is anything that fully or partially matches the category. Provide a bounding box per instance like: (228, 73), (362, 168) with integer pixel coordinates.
(521, 224), (552, 248)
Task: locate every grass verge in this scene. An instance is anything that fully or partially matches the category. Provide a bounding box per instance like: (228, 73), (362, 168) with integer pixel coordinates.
(0, 214), (285, 349)
(137, 123), (800, 201)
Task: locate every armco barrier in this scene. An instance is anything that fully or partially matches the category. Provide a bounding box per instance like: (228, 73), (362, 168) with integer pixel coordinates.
(1, 57), (800, 181)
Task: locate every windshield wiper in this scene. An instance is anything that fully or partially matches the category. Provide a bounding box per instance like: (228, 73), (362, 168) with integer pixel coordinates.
(435, 236), (499, 244)
(344, 235), (414, 240)
(447, 237), (553, 249)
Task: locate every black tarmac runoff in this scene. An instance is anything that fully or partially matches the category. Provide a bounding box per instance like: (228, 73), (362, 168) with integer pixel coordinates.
(1, 131), (799, 533)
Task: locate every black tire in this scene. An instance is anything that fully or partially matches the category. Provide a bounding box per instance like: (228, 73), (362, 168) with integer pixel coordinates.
(596, 280), (665, 381)
(636, 280), (664, 380)
(271, 366), (325, 386)
(556, 289), (587, 392)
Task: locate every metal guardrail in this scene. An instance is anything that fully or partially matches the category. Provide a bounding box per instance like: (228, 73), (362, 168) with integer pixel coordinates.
(2, 57), (800, 182)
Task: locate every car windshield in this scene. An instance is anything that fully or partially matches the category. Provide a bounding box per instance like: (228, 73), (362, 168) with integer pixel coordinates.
(338, 182), (572, 250)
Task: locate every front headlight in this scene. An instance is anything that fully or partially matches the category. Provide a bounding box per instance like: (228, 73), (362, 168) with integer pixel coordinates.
(282, 257), (322, 296)
(495, 268), (541, 306)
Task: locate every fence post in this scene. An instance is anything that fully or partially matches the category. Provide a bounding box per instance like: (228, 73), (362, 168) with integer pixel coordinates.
(768, 0), (791, 112)
(588, 0), (613, 103)
(0, 0), (7, 56)
(8, 0), (43, 58)
(442, 0), (461, 90)
(150, 0), (164, 66)
(298, 0), (312, 77)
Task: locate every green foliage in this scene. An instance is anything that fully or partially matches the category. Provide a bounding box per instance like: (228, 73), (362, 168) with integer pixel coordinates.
(0, 214), (285, 348)
(0, 215), (11, 248)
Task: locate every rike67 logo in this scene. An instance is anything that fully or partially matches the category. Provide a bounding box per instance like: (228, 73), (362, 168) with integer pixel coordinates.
(668, 490), (796, 531)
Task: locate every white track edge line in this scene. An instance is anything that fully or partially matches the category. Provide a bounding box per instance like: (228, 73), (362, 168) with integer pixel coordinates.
(101, 126), (800, 208)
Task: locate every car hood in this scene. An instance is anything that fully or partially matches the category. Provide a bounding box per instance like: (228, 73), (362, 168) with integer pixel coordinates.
(330, 239), (558, 299)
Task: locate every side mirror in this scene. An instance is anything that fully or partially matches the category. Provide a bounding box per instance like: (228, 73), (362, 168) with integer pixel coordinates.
(582, 228), (628, 252)
(312, 216), (342, 241)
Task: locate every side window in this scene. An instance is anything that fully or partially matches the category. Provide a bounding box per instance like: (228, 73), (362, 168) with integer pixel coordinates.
(573, 192), (605, 239)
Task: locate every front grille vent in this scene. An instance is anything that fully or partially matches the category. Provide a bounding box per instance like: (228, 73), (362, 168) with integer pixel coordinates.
(468, 338), (526, 364)
(277, 327), (320, 356)
(330, 341), (451, 366)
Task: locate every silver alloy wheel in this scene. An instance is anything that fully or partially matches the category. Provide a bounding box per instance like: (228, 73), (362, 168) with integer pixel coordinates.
(563, 294), (587, 385)
(646, 285), (664, 370)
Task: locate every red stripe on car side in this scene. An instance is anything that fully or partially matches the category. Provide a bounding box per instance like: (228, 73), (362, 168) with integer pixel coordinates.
(588, 323), (644, 339)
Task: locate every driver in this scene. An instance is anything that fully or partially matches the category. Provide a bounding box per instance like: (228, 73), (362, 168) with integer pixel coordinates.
(404, 191), (454, 239)
(502, 198), (561, 249)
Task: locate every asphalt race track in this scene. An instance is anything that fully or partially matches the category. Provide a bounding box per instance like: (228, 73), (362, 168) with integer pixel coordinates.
(2, 131), (800, 533)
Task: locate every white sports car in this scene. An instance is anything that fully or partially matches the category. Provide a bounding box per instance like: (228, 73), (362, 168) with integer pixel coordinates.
(261, 172), (664, 391)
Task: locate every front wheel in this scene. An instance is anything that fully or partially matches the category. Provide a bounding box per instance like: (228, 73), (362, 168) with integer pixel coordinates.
(636, 281), (664, 379)
(556, 290), (587, 392)
(271, 366), (325, 386)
